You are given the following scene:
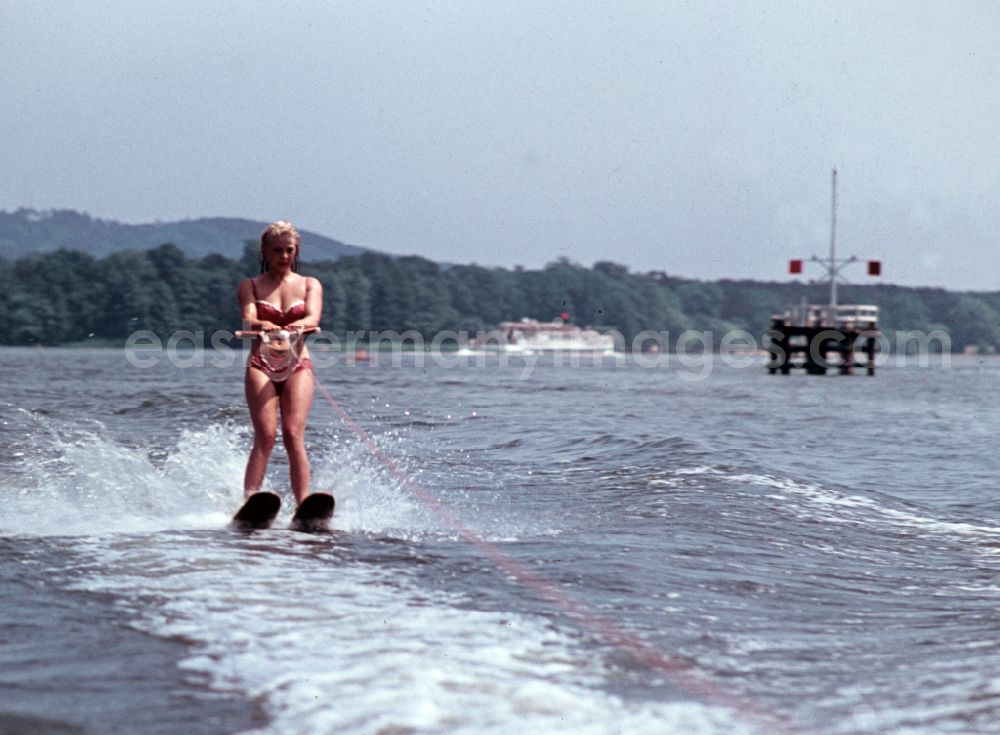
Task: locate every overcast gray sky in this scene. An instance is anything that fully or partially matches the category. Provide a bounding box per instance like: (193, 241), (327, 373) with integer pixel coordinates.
(2, 1), (998, 289)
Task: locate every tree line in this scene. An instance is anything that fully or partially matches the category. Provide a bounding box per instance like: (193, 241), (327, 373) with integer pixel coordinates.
(2, 243), (998, 351)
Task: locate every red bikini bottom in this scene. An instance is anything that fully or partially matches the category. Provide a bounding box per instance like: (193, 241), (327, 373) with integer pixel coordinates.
(248, 355), (314, 393)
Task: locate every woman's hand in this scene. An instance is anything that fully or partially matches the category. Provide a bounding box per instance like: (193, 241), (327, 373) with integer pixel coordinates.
(258, 321), (280, 333)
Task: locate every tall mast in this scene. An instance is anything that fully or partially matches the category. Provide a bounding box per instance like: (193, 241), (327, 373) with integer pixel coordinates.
(829, 167), (838, 309)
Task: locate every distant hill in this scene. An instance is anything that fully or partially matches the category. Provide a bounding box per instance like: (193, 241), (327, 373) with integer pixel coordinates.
(0, 208), (368, 261)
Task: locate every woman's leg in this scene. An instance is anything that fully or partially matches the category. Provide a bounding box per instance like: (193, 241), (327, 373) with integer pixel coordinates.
(279, 367), (315, 505)
(244, 368), (279, 498)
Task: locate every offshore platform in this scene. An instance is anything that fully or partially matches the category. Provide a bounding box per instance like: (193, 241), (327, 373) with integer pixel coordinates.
(766, 169), (883, 376)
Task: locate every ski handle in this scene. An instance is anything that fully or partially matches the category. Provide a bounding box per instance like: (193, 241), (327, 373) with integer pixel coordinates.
(235, 326), (320, 338)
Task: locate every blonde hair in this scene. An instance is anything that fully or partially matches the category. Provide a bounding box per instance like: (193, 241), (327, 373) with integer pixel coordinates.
(259, 220), (301, 272)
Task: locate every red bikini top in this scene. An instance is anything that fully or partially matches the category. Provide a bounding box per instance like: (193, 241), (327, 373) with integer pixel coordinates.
(251, 279), (308, 327)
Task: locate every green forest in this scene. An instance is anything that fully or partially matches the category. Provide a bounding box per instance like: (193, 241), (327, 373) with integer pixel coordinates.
(2, 243), (999, 352)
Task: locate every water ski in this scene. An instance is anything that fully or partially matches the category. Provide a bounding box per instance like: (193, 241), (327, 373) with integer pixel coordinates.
(230, 491), (281, 530)
(290, 492), (335, 532)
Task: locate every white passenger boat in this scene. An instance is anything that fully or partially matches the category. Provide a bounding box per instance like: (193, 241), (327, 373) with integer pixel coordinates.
(471, 317), (616, 355)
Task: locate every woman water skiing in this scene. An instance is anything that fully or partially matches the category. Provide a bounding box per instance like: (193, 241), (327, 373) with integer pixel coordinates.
(239, 221), (323, 506)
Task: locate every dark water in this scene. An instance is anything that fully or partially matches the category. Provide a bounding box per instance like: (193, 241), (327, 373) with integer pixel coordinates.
(1, 347), (998, 734)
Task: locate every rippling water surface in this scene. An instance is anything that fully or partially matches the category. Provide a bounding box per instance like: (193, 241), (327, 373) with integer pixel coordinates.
(1, 347), (998, 734)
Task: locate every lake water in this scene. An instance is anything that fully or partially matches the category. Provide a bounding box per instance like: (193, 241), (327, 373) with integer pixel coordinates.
(1, 347), (998, 734)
